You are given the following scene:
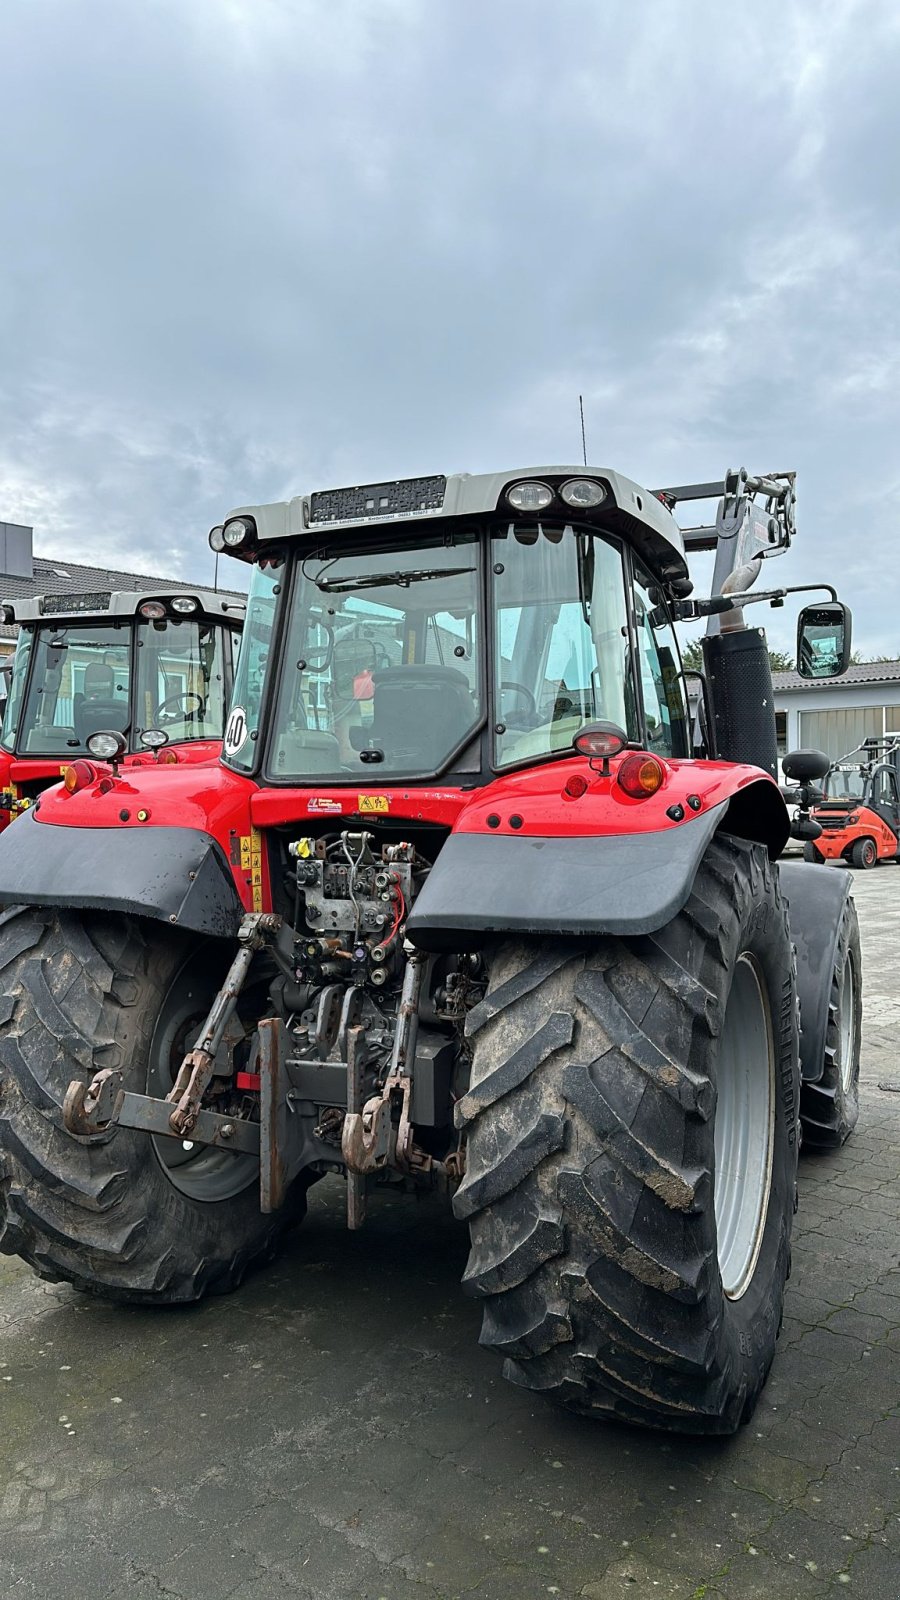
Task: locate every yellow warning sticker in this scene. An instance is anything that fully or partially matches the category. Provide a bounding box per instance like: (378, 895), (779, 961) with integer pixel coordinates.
(249, 827), (263, 911)
(358, 794), (389, 814)
(238, 830), (264, 909)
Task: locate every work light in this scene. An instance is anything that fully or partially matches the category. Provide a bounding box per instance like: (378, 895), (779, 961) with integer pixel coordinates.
(507, 481), (554, 512)
(560, 478), (606, 508)
(86, 730), (127, 762)
(222, 517), (254, 548)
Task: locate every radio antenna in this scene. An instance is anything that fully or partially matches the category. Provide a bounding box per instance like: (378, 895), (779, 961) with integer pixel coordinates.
(579, 394), (588, 466)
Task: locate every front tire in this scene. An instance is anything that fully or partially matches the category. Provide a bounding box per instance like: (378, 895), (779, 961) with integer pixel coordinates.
(0, 908), (307, 1303)
(454, 836), (800, 1434)
(799, 898), (862, 1149)
(803, 842), (823, 864)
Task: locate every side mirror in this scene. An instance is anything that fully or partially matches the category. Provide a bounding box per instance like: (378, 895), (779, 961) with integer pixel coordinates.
(796, 601), (852, 679)
(782, 748), (830, 782)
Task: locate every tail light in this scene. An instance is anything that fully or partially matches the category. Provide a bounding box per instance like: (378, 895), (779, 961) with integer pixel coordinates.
(63, 761), (97, 794)
(617, 753), (665, 798)
(574, 723), (627, 760)
(563, 773), (588, 799)
(160, 749), (179, 764)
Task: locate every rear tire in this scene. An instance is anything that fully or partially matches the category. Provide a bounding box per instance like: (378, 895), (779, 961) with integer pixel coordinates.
(455, 836), (800, 1434)
(803, 842), (823, 864)
(799, 898), (862, 1150)
(0, 908), (307, 1303)
(850, 837), (877, 869)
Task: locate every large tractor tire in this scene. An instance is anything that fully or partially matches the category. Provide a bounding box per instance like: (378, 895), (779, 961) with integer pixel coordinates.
(454, 836), (800, 1435)
(0, 907), (307, 1303)
(799, 898), (862, 1150)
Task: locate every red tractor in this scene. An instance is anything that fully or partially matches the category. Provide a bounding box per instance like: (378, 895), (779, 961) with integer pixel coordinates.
(805, 738), (900, 868)
(0, 466), (861, 1434)
(0, 587), (245, 826)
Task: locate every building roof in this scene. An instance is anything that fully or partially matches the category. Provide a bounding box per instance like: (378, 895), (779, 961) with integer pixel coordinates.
(0, 555), (244, 642)
(773, 660), (900, 693)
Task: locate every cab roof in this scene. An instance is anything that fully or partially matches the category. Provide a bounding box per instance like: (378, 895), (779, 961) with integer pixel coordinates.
(2, 587), (246, 627)
(221, 465), (689, 582)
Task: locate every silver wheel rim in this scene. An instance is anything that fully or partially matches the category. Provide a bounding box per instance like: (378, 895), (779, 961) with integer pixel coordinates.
(714, 954), (775, 1301)
(147, 956), (258, 1204)
(839, 958), (857, 1093)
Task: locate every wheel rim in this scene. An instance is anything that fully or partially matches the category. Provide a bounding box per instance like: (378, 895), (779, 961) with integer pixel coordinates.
(864, 842), (876, 867)
(714, 954), (775, 1301)
(146, 950), (259, 1203)
(839, 956), (857, 1093)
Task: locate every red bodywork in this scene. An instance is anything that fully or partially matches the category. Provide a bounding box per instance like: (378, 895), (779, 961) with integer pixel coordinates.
(0, 740), (225, 835)
(809, 803), (899, 864)
(26, 752), (782, 916)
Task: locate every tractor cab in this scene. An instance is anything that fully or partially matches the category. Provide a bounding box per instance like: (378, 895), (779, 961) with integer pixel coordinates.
(216, 470), (692, 788)
(0, 585), (245, 825)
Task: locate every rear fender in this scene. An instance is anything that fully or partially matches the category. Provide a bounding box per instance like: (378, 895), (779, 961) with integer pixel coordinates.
(0, 808), (243, 937)
(778, 860), (853, 1083)
(407, 770), (789, 951)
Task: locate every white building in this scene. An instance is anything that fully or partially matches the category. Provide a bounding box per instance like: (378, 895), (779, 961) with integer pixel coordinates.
(772, 661), (900, 762)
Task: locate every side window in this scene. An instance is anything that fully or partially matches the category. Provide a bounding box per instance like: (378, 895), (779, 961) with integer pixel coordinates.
(632, 563), (688, 756)
(873, 769), (899, 810)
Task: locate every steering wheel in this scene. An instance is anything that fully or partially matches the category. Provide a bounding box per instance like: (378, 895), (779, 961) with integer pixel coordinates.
(158, 691), (204, 720)
(500, 680), (537, 719)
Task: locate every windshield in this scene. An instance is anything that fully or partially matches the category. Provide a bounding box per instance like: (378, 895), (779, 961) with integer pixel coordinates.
(5, 618), (233, 757)
(823, 767), (868, 802)
(244, 536), (482, 782)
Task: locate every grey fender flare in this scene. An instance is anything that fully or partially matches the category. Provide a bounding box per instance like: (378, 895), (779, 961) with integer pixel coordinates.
(778, 858), (854, 1084)
(407, 801), (728, 951)
(0, 809), (244, 937)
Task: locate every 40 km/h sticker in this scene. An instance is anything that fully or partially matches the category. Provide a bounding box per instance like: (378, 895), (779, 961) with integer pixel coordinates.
(224, 705), (249, 759)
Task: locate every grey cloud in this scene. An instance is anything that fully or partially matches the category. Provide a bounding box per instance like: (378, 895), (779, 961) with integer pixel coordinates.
(0, 0), (898, 649)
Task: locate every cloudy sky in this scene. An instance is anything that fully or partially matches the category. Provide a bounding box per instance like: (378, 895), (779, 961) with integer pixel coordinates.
(1, 0), (898, 652)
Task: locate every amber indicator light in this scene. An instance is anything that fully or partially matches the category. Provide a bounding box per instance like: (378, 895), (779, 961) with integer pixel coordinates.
(617, 753), (665, 798)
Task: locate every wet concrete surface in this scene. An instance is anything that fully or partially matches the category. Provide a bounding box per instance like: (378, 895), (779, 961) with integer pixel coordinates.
(0, 864), (897, 1599)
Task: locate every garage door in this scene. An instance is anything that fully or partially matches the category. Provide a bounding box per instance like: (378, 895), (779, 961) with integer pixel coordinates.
(799, 708), (886, 760)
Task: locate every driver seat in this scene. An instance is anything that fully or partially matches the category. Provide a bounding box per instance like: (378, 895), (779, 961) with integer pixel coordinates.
(370, 666), (473, 768)
(74, 664), (129, 746)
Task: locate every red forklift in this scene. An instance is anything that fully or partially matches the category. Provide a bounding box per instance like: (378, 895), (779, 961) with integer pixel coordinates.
(806, 737), (900, 867)
(0, 586), (245, 828)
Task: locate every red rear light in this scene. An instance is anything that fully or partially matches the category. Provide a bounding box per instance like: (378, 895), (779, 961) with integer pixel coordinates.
(574, 723), (627, 760)
(563, 774), (588, 798)
(62, 760), (97, 794)
(617, 753), (665, 798)
(160, 749), (179, 764)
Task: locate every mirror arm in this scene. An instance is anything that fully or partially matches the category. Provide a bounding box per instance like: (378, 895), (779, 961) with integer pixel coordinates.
(673, 581), (838, 622)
